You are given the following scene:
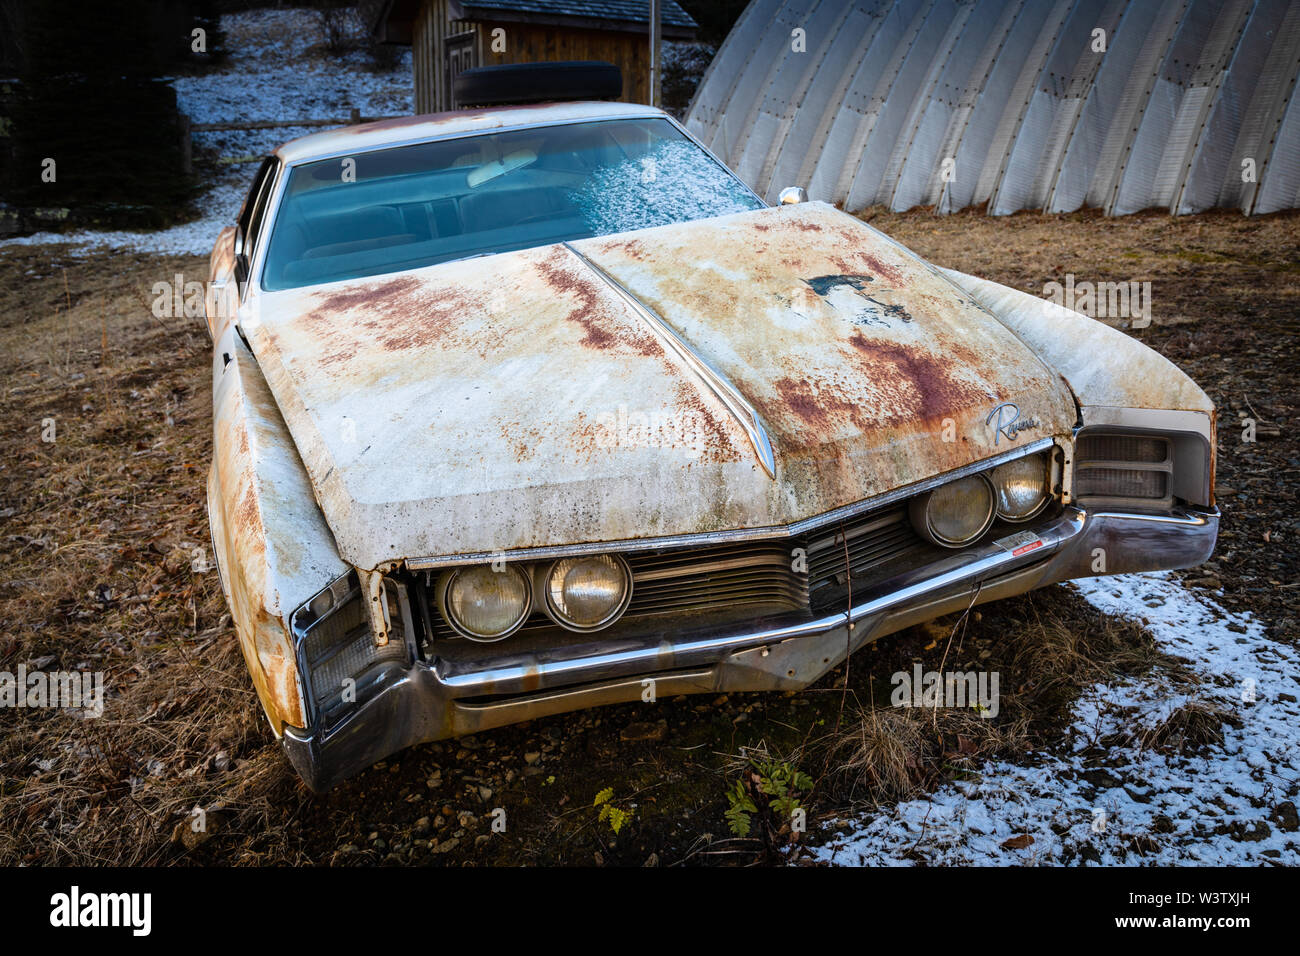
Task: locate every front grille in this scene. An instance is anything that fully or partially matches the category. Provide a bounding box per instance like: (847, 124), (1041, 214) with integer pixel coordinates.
(1074, 466), (1168, 499)
(419, 503), (931, 647)
(1076, 434), (1168, 463)
(627, 541), (807, 616)
(805, 506), (923, 603)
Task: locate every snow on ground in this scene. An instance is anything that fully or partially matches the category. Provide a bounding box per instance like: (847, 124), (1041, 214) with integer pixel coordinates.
(814, 572), (1300, 866)
(3, 7), (413, 258)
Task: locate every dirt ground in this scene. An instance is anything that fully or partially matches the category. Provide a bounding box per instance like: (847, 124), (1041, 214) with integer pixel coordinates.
(0, 207), (1295, 866)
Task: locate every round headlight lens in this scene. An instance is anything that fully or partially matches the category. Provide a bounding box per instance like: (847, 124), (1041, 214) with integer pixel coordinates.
(910, 474), (995, 547)
(990, 454), (1050, 521)
(439, 564), (531, 642)
(545, 554), (632, 631)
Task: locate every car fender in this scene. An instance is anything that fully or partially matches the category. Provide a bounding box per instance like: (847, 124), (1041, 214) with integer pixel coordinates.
(938, 268), (1213, 416)
(208, 322), (348, 734)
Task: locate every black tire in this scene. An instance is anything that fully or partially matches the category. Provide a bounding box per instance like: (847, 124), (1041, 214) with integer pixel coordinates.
(453, 61), (623, 108)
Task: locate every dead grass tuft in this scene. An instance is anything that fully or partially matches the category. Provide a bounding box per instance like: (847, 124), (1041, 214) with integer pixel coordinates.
(812, 586), (1197, 810)
(1136, 699), (1236, 755)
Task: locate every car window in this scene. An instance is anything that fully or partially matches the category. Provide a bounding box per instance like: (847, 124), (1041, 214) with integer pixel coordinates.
(242, 158), (280, 262)
(237, 158), (275, 247)
(260, 118), (762, 291)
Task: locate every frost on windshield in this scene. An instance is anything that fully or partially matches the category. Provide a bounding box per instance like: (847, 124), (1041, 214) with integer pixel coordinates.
(572, 139), (762, 236)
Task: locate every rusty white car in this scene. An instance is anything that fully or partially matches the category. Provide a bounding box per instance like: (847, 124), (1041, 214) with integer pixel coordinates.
(204, 100), (1218, 791)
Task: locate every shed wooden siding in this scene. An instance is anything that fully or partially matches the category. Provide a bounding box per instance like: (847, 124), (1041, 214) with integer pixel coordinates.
(409, 0), (651, 113)
(411, 0), (448, 114)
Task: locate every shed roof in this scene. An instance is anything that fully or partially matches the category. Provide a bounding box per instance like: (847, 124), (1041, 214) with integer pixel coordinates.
(685, 0), (1300, 217)
(463, 1), (696, 30)
(374, 0), (698, 41)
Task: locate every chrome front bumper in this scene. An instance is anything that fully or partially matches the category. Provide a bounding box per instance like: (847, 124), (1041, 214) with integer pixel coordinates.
(283, 504), (1218, 791)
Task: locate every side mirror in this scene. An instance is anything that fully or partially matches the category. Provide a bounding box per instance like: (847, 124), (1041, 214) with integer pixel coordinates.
(778, 186), (808, 205)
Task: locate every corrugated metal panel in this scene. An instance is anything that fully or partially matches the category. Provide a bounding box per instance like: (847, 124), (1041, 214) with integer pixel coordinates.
(773, 2), (888, 198)
(976, 0), (1075, 212)
(1253, 69), (1300, 212)
(1241, 0), (1300, 213)
(804, 0), (917, 201)
(844, 0), (957, 208)
(1032, 0), (1124, 211)
(1047, 0), (1164, 211)
(1162, 0), (1253, 213)
(687, 0), (775, 154)
(934, 0), (1032, 212)
(684, 0), (1300, 215)
(1107, 0), (1208, 214)
(734, 0), (853, 195)
(883, 0), (990, 211)
(1182, 0), (1289, 213)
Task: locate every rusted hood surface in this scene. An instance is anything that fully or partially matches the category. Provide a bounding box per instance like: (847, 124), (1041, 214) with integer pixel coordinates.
(244, 202), (1076, 569)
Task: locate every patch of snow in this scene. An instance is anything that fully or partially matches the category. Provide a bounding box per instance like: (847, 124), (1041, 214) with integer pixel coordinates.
(3, 8), (412, 259)
(813, 572), (1300, 866)
(3, 178), (248, 259)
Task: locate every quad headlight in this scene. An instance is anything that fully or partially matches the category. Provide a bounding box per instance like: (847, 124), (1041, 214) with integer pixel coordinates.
(436, 564), (532, 642)
(989, 453), (1050, 522)
(543, 554), (633, 632)
(909, 474), (996, 548)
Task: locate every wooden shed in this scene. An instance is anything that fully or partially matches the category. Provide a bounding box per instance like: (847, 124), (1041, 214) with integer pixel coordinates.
(372, 0), (697, 113)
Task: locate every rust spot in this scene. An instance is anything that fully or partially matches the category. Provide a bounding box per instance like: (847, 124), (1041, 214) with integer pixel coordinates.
(669, 382), (745, 464)
(771, 377), (860, 430)
(535, 251), (661, 357)
(846, 334), (991, 421)
(852, 249), (906, 288)
(312, 274), (420, 316)
(303, 273), (492, 363)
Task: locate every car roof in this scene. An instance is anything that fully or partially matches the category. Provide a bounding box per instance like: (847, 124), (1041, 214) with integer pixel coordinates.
(273, 101), (668, 165)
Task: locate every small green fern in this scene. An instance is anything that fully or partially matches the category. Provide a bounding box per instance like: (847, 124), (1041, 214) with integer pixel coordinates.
(593, 787), (634, 836)
(724, 757), (813, 839)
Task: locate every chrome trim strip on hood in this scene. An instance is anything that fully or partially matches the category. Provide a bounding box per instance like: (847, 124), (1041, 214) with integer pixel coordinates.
(561, 241), (778, 479)
(406, 436), (1059, 570)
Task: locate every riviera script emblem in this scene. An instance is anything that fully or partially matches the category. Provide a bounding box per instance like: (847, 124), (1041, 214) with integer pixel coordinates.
(986, 402), (1038, 445)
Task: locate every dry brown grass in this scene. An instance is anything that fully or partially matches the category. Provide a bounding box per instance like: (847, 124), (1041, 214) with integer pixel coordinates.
(814, 591), (1194, 810)
(0, 247), (308, 865)
(855, 205), (1300, 328)
(1135, 699), (1237, 755)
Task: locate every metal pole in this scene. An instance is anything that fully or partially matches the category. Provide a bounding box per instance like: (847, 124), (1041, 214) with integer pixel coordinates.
(649, 0), (661, 107)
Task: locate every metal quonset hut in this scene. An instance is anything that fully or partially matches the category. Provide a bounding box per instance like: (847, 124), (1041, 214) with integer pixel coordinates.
(685, 0), (1300, 215)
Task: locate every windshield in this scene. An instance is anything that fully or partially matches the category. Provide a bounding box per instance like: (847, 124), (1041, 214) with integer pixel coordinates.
(261, 118), (763, 291)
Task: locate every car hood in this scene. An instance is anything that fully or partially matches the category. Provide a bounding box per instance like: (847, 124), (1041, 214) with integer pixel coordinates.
(244, 201), (1077, 570)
